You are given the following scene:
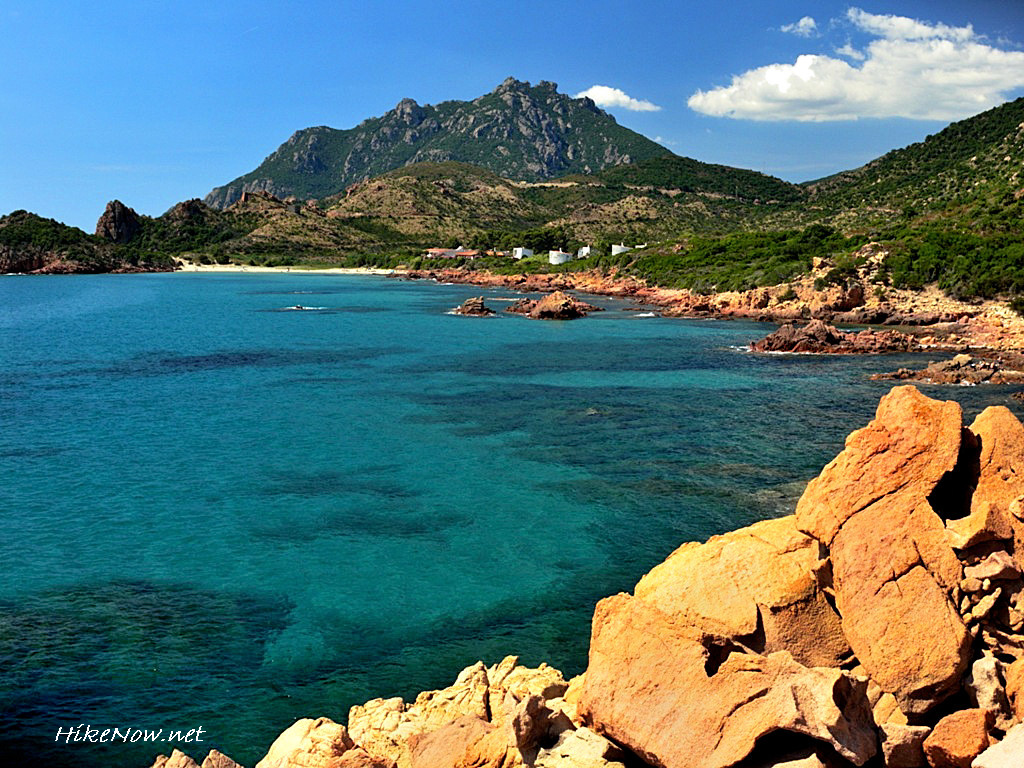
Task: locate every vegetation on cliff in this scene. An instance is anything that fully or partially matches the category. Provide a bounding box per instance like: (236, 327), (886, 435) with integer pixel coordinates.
(0, 210), (174, 273)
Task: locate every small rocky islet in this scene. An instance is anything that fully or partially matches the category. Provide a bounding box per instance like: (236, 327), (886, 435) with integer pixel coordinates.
(153, 386), (1024, 768)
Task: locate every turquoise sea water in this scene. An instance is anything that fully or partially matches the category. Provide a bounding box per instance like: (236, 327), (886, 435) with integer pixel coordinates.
(1, 273), (1020, 767)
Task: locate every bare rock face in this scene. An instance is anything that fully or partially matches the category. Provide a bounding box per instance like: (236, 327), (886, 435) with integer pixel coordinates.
(921, 708), (991, 768)
(254, 717), (364, 768)
(967, 406), (1024, 571)
(580, 593), (877, 768)
(150, 750), (200, 768)
(880, 724), (931, 768)
(149, 749), (244, 768)
(533, 727), (627, 768)
(971, 721), (1024, 768)
(796, 387), (969, 715)
(1006, 658), (1024, 721)
(634, 515), (849, 667)
(348, 663), (489, 768)
(407, 715), (510, 768)
(95, 199), (142, 243)
(348, 657), (567, 768)
(201, 751), (245, 768)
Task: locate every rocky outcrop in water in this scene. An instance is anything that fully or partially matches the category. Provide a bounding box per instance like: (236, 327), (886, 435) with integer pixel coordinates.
(505, 291), (600, 320)
(751, 319), (917, 353)
(871, 354), (1024, 386)
(151, 386), (1024, 768)
(452, 296), (495, 316)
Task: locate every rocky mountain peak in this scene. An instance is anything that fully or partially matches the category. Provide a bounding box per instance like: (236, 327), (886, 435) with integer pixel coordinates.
(95, 200), (141, 243)
(204, 78), (671, 208)
(495, 76), (528, 94)
(393, 97), (424, 124)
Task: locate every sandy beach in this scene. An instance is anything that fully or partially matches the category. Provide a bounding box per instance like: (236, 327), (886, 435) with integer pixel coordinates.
(175, 260), (406, 276)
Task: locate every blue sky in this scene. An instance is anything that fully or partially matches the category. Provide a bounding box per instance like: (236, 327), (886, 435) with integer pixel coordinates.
(3, 1), (1023, 231)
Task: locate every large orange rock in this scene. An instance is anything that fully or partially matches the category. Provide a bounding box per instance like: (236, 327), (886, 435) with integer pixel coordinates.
(580, 593), (876, 768)
(796, 386), (963, 546)
(968, 407), (1024, 570)
(921, 708), (991, 768)
(828, 497), (968, 714)
(634, 515), (849, 667)
(796, 387), (969, 714)
(407, 716), (513, 768)
(1006, 657), (1024, 721)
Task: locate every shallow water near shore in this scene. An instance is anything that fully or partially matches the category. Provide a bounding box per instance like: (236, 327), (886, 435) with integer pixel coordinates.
(1, 273), (1019, 767)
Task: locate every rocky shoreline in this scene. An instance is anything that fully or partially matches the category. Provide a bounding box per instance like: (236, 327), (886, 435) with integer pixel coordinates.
(750, 319), (918, 354)
(153, 386), (1024, 768)
(402, 265), (1024, 354)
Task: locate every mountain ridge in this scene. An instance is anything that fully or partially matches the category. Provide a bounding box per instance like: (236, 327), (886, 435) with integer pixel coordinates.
(204, 77), (672, 209)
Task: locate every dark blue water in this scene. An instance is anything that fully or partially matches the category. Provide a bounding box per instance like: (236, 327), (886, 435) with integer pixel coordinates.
(1, 273), (1018, 767)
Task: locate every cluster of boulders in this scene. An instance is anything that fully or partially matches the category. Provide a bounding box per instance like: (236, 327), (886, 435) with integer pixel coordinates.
(151, 386), (1024, 768)
(151, 656), (621, 768)
(450, 292), (602, 319)
(872, 354), (1024, 386)
(506, 291), (602, 320)
(751, 319), (917, 354)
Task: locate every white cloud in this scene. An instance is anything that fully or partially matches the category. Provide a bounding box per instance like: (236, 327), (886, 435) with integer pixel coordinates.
(688, 7), (1024, 121)
(835, 43), (865, 61)
(781, 16), (818, 38)
(575, 85), (661, 112)
(846, 8), (974, 42)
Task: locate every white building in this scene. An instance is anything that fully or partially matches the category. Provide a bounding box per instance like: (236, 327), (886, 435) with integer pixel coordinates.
(576, 246), (592, 259)
(549, 250), (572, 265)
(611, 244), (632, 256)
(512, 247), (534, 260)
